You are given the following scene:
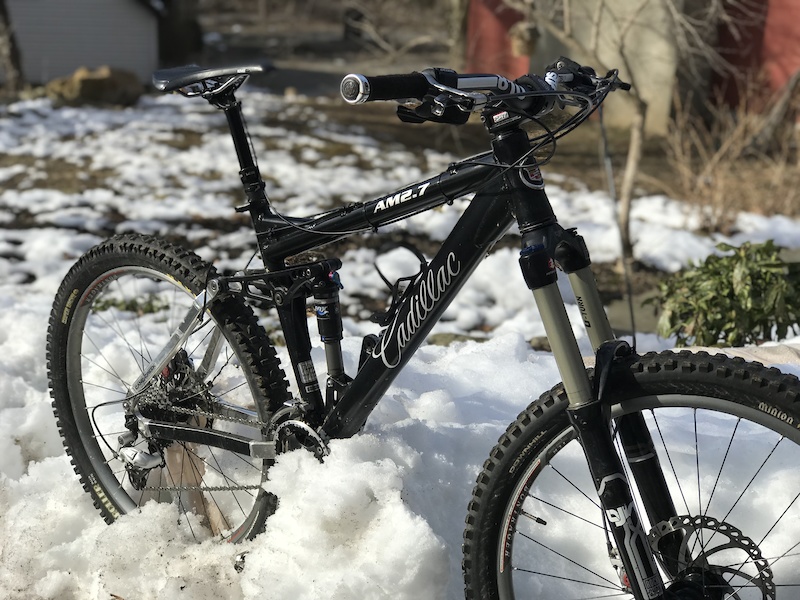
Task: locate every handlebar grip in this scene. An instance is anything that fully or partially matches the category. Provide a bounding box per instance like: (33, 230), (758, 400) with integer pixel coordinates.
(340, 73), (429, 104)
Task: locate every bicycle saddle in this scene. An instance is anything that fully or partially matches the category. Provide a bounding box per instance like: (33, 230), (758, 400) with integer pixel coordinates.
(152, 62), (273, 93)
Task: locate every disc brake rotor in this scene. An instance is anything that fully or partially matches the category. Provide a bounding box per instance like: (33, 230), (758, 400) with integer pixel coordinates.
(649, 515), (775, 599)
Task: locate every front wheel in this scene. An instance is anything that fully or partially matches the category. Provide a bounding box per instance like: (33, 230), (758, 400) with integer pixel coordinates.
(464, 351), (800, 599)
(47, 234), (291, 542)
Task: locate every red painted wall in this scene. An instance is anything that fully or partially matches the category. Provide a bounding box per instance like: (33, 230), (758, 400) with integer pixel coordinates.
(761, 0), (800, 92)
(465, 0), (529, 78)
(716, 0), (800, 107)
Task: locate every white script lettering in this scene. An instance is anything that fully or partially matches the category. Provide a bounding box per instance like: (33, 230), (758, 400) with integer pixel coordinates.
(372, 252), (461, 368)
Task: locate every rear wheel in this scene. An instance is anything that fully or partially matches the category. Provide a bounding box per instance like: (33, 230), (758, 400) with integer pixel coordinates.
(464, 351), (800, 599)
(47, 234), (291, 542)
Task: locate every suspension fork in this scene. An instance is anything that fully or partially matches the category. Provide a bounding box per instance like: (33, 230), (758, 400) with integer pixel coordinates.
(519, 240), (666, 599)
(542, 212), (685, 578)
(562, 250), (685, 578)
(495, 130), (666, 595)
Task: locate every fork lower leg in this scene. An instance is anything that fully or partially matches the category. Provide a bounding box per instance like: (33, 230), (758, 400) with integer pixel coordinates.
(568, 400), (666, 599)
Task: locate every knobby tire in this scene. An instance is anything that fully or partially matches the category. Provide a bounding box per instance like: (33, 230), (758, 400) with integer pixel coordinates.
(47, 234), (291, 542)
(464, 350), (800, 600)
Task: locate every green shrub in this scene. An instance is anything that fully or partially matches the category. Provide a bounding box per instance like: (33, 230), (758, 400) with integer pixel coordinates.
(648, 240), (800, 347)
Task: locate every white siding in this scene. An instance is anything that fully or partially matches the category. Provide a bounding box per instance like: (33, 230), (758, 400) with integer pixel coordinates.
(7, 0), (158, 84)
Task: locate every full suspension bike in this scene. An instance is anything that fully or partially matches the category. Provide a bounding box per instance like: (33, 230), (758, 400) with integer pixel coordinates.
(46, 57), (800, 599)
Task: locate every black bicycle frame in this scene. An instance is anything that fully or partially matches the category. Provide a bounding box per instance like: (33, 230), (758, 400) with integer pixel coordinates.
(272, 168), (515, 438)
(178, 92), (682, 598)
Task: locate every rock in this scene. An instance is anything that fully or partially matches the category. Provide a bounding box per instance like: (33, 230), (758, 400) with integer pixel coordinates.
(46, 66), (143, 107)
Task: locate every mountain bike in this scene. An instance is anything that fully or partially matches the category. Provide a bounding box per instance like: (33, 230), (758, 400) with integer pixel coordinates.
(46, 57), (800, 599)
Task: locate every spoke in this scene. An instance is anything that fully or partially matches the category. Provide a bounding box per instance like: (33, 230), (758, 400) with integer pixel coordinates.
(90, 303), (148, 376)
(709, 489), (800, 598)
(207, 445), (249, 518)
(550, 464), (602, 511)
(511, 567), (628, 597)
(179, 442), (258, 496)
(717, 437), (783, 527)
(758, 489), (800, 548)
(722, 492), (800, 590)
(651, 411), (692, 515)
(81, 379), (129, 397)
(703, 417), (740, 516)
(171, 445), (199, 541)
(518, 531), (622, 590)
(209, 345), (238, 390)
(184, 443), (233, 534)
(118, 275), (152, 367)
(82, 329), (135, 388)
(528, 495), (606, 531)
(694, 409), (704, 555)
(216, 379), (248, 398)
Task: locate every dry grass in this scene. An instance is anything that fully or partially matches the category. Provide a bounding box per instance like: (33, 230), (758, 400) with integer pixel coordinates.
(666, 79), (800, 232)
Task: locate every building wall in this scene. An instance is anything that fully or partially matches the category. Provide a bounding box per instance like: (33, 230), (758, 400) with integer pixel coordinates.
(7, 0), (158, 84)
(714, 0), (800, 110)
(759, 0), (800, 93)
(465, 0), (530, 78)
(531, 0), (678, 136)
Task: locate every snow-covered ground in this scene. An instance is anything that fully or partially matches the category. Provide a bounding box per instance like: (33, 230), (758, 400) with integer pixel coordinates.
(2, 90), (800, 599)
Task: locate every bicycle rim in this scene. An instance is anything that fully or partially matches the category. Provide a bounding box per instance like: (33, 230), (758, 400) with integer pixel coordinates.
(498, 394), (800, 599)
(64, 264), (271, 542)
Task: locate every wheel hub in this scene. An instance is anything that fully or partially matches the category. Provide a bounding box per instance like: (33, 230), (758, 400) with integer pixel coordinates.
(136, 349), (211, 423)
(665, 568), (734, 599)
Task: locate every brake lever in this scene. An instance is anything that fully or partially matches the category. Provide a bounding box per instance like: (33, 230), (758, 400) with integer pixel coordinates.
(420, 69), (488, 112)
(431, 92), (472, 116)
(604, 70), (632, 91)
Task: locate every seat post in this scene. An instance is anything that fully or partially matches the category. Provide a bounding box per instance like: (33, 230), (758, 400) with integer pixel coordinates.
(213, 92), (278, 264)
(220, 95), (257, 172)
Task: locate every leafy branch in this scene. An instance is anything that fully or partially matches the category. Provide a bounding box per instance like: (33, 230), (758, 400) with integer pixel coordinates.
(648, 240), (800, 347)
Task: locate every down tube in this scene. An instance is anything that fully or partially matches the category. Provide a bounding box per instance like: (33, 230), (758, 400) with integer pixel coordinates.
(322, 186), (515, 438)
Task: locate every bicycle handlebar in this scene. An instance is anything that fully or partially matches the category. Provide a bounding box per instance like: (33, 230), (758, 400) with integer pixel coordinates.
(340, 70), (535, 104)
(340, 57), (631, 123)
(340, 73), (430, 103)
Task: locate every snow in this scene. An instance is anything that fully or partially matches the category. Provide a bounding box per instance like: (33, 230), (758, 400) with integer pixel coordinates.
(2, 90), (800, 599)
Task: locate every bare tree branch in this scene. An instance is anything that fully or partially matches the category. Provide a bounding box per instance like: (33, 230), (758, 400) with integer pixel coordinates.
(588, 0), (604, 57)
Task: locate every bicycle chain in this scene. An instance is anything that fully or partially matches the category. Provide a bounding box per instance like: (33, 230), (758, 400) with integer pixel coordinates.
(142, 397), (270, 428)
(135, 384), (270, 428)
(132, 387), (271, 493)
(143, 483), (262, 492)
